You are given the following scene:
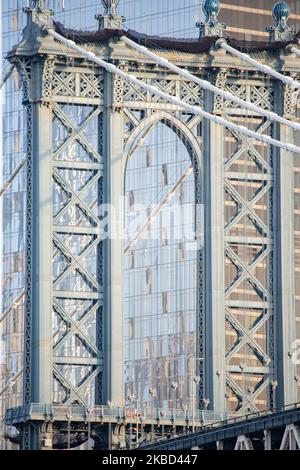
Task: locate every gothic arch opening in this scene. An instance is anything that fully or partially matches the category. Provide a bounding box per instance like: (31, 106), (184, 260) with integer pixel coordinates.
(124, 118), (200, 414)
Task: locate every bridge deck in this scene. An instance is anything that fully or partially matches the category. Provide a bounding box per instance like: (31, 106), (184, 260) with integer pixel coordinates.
(5, 404), (222, 428)
(140, 404), (300, 449)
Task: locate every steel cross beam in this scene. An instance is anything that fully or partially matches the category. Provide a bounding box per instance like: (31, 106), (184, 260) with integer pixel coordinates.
(4, 5), (300, 448)
(53, 299), (102, 357)
(226, 376), (260, 413)
(225, 243), (271, 300)
(225, 307), (271, 364)
(52, 170), (102, 227)
(53, 233), (101, 291)
(224, 180), (271, 236)
(52, 105), (103, 163)
(0, 64), (14, 90)
(52, 168), (101, 226)
(224, 121), (272, 174)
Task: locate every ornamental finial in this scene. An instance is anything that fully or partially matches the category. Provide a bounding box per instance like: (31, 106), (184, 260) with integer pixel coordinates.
(96, 1), (125, 30)
(267, 2), (295, 42)
(28, 0), (46, 11)
(197, 0), (226, 38)
(23, 0), (54, 28)
(102, 0), (119, 16)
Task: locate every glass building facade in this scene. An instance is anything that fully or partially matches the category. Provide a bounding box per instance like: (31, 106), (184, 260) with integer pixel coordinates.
(125, 122), (198, 411)
(1, 0), (300, 449)
(220, 0), (300, 40)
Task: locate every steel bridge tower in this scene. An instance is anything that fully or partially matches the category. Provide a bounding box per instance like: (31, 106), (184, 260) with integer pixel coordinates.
(2, 0), (300, 449)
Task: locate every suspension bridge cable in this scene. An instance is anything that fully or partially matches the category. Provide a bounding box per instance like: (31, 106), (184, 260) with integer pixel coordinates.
(46, 27), (300, 155)
(0, 292), (25, 326)
(0, 64), (15, 91)
(0, 370), (23, 398)
(124, 165), (193, 254)
(290, 46), (300, 60)
(217, 39), (300, 90)
(122, 30), (295, 148)
(0, 159), (27, 198)
(120, 36), (300, 133)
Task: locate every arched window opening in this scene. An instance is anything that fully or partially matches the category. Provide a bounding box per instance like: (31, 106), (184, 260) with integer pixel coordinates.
(124, 121), (198, 414)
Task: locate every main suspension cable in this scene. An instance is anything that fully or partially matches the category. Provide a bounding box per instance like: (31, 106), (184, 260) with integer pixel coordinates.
(217, 39), (300, 90)
(0, 64), (15, 91)
(0, 159), (27, 198)
(46, 27), (300, 154)
(120, 35), (300, 133)
(290, 45), (300, 60)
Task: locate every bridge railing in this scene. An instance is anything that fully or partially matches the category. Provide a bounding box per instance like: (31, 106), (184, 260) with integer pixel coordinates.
(5, 403), (223, 425)
(7, 402), (300, 428)
(188, 402), (300, 433)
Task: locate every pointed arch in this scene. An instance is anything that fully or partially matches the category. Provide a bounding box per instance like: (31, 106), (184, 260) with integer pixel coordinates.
(123, 109), (205, 409)
(123, 110), (202, 201)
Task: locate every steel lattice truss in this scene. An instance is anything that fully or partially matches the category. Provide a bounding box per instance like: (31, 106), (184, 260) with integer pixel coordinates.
(3, 7), (300, 449)
(50, 69), (104, 405)
(223, 80), (275, 413)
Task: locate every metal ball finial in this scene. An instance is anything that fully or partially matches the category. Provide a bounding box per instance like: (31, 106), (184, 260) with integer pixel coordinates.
(203, 0), (221, 24)
(272, 2), (291, 21)
(267, 2), (294, 41)
(198, 0), (225, 37)
(202, 0), (221, 17)
(28, 0), (46, 10)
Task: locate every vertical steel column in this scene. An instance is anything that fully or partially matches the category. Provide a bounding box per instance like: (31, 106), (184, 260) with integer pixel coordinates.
(30, 59), (53, 405)
(203, 91), (226, 415)
(102, 70), (125, 407)
(274, 121), (297, 407)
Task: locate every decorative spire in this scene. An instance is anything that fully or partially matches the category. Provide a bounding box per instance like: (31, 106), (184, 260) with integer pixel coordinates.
(96, 0), (125, 30)
(267, 2), (295, 42)
(102, 0), (119, 16)
(197, 0), (226, 38)
(24, 0), (54, 26)
(35, 0), (45, 9)
(27, 0), (47, 12)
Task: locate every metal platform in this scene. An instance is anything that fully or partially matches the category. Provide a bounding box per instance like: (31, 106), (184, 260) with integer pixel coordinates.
(140, 403), (300, 450)
(5, 404), (222, 428)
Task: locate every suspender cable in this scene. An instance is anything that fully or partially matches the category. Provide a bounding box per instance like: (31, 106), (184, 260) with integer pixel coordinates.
(290, 46), (300, 59)
(46, 27), (300, 155)
(0, 158), (26, 198)
(124, 165), (193, 254)
(0, 64), (14, 90)
(217, 39), (300, 90)
(0, 292), (24, 325)
(0, 369), (23, 398)
(121, 36), (300, 133)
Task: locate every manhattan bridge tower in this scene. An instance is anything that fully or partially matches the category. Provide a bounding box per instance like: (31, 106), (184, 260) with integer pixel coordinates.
(1, 0), (300, 449)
